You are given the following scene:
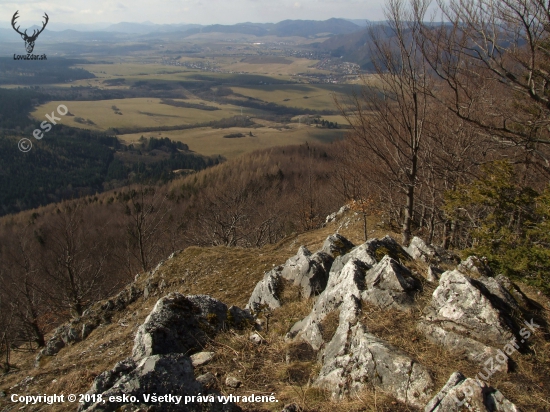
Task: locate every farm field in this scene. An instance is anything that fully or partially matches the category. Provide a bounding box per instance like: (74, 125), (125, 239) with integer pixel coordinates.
(221, 56), (326, 76)
(231, 84), (356, 110)
(30, 98), (249, 131)
(75, 63), (191, 78)
(27, 45), (358, 160)
(119, 123), (346, 159)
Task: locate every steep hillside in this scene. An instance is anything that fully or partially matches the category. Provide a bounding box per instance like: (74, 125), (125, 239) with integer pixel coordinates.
(0, 210), (548, 412)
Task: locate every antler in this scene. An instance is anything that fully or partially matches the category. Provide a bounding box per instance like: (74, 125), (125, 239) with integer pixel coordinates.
(29, 13), (49, 40)
(11, 11), (25, 36)
(11, 11), (49, 40)
(32, 12), (50, 37)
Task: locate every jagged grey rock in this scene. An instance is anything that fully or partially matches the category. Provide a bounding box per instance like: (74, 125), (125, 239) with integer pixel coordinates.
(416, 322), (502, 365)
(458, 256), (493, 276)
(418, 270), (520, 369)
(287, 257), (431, 408)
(325, 205), (349, 223)
(329, 242), (377, 275)
(320, 234), (355, 258)
(288, 259), (367, 350)
(132, 293), (252, 360)
(427, 266), (443, 283)
(424, 371), (466, 412)
(281, 246), (333, 298)
(420, 270), (516, 348)
(78, 354), (239, 412)
(132, 293), (212, 360)
(406, 236), (438, 262)
(315, 304), (433, 408)
(330, 235), (412, 276)
(424, 371), (519, 412)
(246, 268), (282, 312)
(190, 352), (215, 367)
(361, 255), (420, 310)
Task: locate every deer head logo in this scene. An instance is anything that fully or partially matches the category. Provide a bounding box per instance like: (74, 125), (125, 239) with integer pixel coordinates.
(11, 11), (49, 54)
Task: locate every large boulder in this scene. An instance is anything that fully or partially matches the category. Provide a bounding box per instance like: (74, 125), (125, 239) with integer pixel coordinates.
(424, 371), (519, 412)
(80, 292), (249, 412)
(281, 246), (333, 298)
(133, 293), (252, 360)
(78, 354), (240, 412)
(418, 270), (520, 368)
(246, 268), (283, 312)
(420, 270), (516, 347)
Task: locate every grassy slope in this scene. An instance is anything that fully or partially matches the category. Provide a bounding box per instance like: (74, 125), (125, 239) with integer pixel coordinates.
(1, 211), (548, 412)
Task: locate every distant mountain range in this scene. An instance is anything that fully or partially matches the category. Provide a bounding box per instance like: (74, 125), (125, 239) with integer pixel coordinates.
(0, 18), (365, 41)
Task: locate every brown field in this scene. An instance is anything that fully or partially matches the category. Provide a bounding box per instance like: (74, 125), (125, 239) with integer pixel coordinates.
(119, 123), (346, 159)
(30, 98), (246, 131)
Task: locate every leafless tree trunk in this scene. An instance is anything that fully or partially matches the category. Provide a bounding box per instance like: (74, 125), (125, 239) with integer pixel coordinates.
(124, 186), (171, 272)
(337, 0), (432, 245)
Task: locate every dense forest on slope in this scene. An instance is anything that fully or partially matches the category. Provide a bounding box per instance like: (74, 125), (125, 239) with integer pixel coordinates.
(0, 57), (95, 85)
(0, 88), (222, 216)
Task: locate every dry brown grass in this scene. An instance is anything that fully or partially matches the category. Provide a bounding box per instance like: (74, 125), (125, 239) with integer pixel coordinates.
(360, 286), (550, 412)
(1, 210), (548, 412)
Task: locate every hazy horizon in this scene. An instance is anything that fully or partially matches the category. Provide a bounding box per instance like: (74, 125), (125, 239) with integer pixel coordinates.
(0, 0), (384, 27)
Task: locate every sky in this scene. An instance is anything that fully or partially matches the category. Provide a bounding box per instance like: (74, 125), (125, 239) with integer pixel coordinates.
(0, 0), (386, 27)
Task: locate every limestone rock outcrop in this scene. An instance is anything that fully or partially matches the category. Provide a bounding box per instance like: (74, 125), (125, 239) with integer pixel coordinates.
(80, 292), (249, 412)
(417, 270), (520, 369)
(133, 293), (251, 360)
(424, 371), (519, 412)
(281, 246), (333, 298)
(246, 268), (283, 312)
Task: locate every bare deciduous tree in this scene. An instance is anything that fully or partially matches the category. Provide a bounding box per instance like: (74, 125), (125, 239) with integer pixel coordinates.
(337, 0), (432, 245)
(417, 0), (550, 175)
(40, 203), (109, 318)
